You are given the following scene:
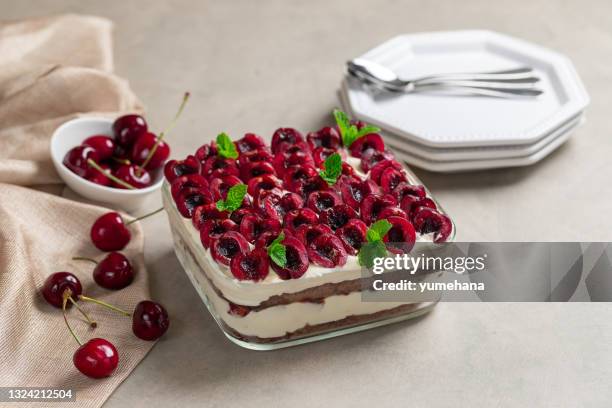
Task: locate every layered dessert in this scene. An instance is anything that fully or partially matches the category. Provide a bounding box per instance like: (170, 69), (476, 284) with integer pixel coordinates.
(163, 110), (454, 348)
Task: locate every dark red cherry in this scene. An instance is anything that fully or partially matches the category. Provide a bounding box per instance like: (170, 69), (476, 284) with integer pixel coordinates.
(377, 206), (408, 221)
(360, 149), (395, 173)
(195, 141), (218, 163)
(271, 236), (309, 280)
(380, 166), (407, 193)
(339, 178), (380, 208)
(130, 132), (170, 170)
(210, 175), (243, 201)
(400, 196), (437, 221)
(238, 149), (273, 168)
(175, 187), (214, 218)
(63, 145), (100, 178)
(261, 191), (303, 219)
(283, 208), (319, 233)
(370, 159), (402, 185)
(93, 252), (134, 290)
(320, 204), (358, 230)
(393, 182), (426, 202)
(312, 147), (340, 168)
(132, 300), (169, 341)
(349, 133), (385, 158)
(239, 214), (282, 243)
(230, 248), (270, 281)
(307, 233), (348, 268)
(360, 194), (397, 225)
(229, 207), (258, 225)
(336, 219), (367, 255)
(85, 163), (112, 186)
(210, 231), (250, 266)
(383, 215), (417, 253)
(307, 127), (341, 150)
(306, 190), (343, 214)
(170, 174), (209, 201)
(271, 128), (305, 154)
(276, 140), (311, 156)
(247, 175), (281, 198)
(282, 165), (318, 189)
(73, 338), (119, 378)
(91, 212), (131, 251)
(412, 207), (452, 243)
(202, 156), (239, 180)
(192, 202), (229, 229)
(240, 161), (276, 182)
(112, 164), (151, 189)
(254, 230), (286, 248)
(42, 272), (82, 308)
(164, 155), (201, 183)
(273, 151), (314, 174)
(200, 218), (238, 248)
(113, 114), (147, 147)
(83, 135), (115, 160)
(235, 133), (266, 155)
(290, 175), (329, 199)
(295, 224), (333, 247)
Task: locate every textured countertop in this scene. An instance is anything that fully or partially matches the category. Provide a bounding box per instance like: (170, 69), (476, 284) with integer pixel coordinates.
(3, 0), (612, 406)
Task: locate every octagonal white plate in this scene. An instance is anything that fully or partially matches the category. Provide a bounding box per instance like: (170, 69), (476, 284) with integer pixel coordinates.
(344, 30), (589, 148)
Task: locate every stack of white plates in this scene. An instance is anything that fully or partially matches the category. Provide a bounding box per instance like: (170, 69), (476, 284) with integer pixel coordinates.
(339, 31), (589, 172)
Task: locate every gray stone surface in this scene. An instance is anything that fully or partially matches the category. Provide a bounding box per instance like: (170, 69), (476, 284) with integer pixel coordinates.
(3, 0), (612, 406)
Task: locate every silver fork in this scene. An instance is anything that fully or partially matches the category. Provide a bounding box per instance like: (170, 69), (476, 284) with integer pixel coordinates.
(347, 58), (543, 98)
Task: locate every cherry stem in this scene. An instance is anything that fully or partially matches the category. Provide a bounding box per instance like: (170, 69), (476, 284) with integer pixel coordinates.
(67, 296), (97, 328)
(62, 291), (83, 346)
(87, 159), (137, 190)
(78, 295), (131, 317)
(125, 207), (164, 226)
(138, 92), (190, 173)
(72, 256), (98, 265)
(112, 157), (131, 165)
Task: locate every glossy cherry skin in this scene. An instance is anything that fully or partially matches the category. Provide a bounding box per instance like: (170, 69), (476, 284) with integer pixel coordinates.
(113, 114), (147, 147)
(63, 145), (100, 178)
(91, 212), (131, 251)
(73, 338), (119, 378)
(130, 132), (170, 170)
(132, 300), (170, 341)
(164, 155), (201, 183)
(83, 135), (116, 160)
(112, 164), (152, 189)
(93, 252), (134, 290)
(41, 272), (82, 308)
(85, 163), (112, 187)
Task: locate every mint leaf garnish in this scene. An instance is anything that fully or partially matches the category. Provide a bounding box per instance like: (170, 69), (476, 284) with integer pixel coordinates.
(267, 232), (287, 267)
(333, 108), (381, 147)
(358, 219), (392, 267)
(319, 152), (342, 186)
(215, 183), (246, 212)
(216, 132), (238, 159)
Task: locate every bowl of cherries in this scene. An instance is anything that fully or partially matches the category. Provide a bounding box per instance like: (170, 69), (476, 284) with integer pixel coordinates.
(51, 93), (189, 211)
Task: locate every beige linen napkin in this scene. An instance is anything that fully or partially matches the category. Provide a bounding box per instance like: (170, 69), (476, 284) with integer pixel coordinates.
(0, 15), (154, 408)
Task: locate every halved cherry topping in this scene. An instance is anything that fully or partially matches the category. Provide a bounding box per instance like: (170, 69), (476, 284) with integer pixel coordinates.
(247, 175), (282, 198)
(277, 140), (311, 156)
(380, 166), (407, 193)
(192, 203), (229, 230)
(307, 127), (341, 150)
(377, 206), (408, 220)
(230, 248), (270, 281)
(199, 219), (238, 248)
(273, 151), (314, 174)
(400, 196), (437, 221)
(261, 192), (303, 220)
(240, 161), (276, 182)
(306, 191), (343, 214)
(254, 230), (284, 248)
(360, 149), (394, 173)
(307, 233), (348, 268)
(176, 187), (214, 218)
(290, 175), (329, 199)
(283, 208), (319, 232)
(229, 207), (259, 225)
(393, 182), (426, 202)
(202, 156), (239, 180)
(164, 155), (201, 183)
(335, 219), (367, 255)
(412, 207), (452, 243)
(239, 214), (282, 243)
(312, 147), (339, 168)
(349, 133), (385, 158)
(360, 194), (397, 225)
(271, 128), (305, 154)
(238, 149), (273, 168)
(283, 165), (318, 189)
(369, 159), (402, 185)
(339, 178), (381, 208)
(295, 224), (333, 247)
(382, 216), (416, 254)
(235, 133), (266, 155)
(320, 204), (358, 230)
(210, 231), (250, 266)
(195, 142), (217, 163)
(271, 236), (309, 280)
(210, 175), (243, 201)
(170, 174), (209, 201)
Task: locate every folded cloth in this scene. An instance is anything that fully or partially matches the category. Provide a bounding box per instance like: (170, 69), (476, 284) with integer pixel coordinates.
(0, 14), (142, 186)
(0, 15), (153, 408)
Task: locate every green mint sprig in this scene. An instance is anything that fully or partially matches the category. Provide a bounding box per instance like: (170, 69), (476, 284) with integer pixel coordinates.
(215, 183), (247, 212)
(319, 152), (342, 186)
(267, 232), (287, 267)
(216, 132), (238, 159)
(333, 109), (381, 147)
(358, 219), (392, 268)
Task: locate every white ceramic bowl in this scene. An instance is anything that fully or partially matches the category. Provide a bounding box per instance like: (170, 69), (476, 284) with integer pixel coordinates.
(51, 117), (164, 212)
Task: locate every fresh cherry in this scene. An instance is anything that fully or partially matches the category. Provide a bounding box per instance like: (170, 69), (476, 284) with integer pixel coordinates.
(312, 147), (339, 168)
(195, 141), (218, 163)
(73, 338), (119, 378)
(320, 204), (358, 230)
(307, 126), (341, 150)
(295, 224), (333, 247)
(83, 135), (115, 160)
(400, 196), (437, 221)
(229, 207), (258, 225)
(273, 151), (314, 174)
(383, 215), (416, 253)
(377, 206), (408, 221)
(412, 207), (452, 243)
(306, 191), (343, 214)
(85, 163), (112, 186)
(176, 187), (214, 218)
(130, 132), (170, 170)
(192, 202), (228, 229)
(132, 300), (170, 341)
(260, 191), (303, 219)
(360, 194), (397, 225)
(211, 175), (243, 201)
(307, 233), (348, 267)
(240, 161), (276, 181)
(74, 253), (134, 290)
(370, 159), (402, 185)
(199, 219), (238, 248)
(339, 178), (380, 208)
(282, 165), (318, 189)
(41, 272), (82, 308)
(91, 212), (131, 251)
(271, 128), (305, 154)
(283, 208), (319, 233)
(112, 164), (151, 189)
(210, 231), (250, 265)
(63, 145), (100, 178)
(349, 133), (385, 158)
(164, 155), (201, 183)
(170, 174), (209, 201)
(335, 219), (367, 255)
(239, 214), (282, 243)
(113, 114), (147, 147)
(393, 182), (426, 201)
(360, 149), (394, 173)
(235, 133), (266, 155)
(380, 166), (407, 193)
(246, 175), (281, 198)
(202, 156), (239, 180)
(270, 236), (309, 280)
(230, 248), (270, 281)
(238, 149), (273, 168)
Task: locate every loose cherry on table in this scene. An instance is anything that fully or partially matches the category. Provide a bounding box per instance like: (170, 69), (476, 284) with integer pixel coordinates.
(42, 272), (97, 327)
(132, 300), (170, 341)
(73, 253), (134, 290)
(90, 208), (164, 251)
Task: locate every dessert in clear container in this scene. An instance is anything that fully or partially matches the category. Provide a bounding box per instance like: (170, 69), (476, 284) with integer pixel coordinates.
(163, 111), (455, 349)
